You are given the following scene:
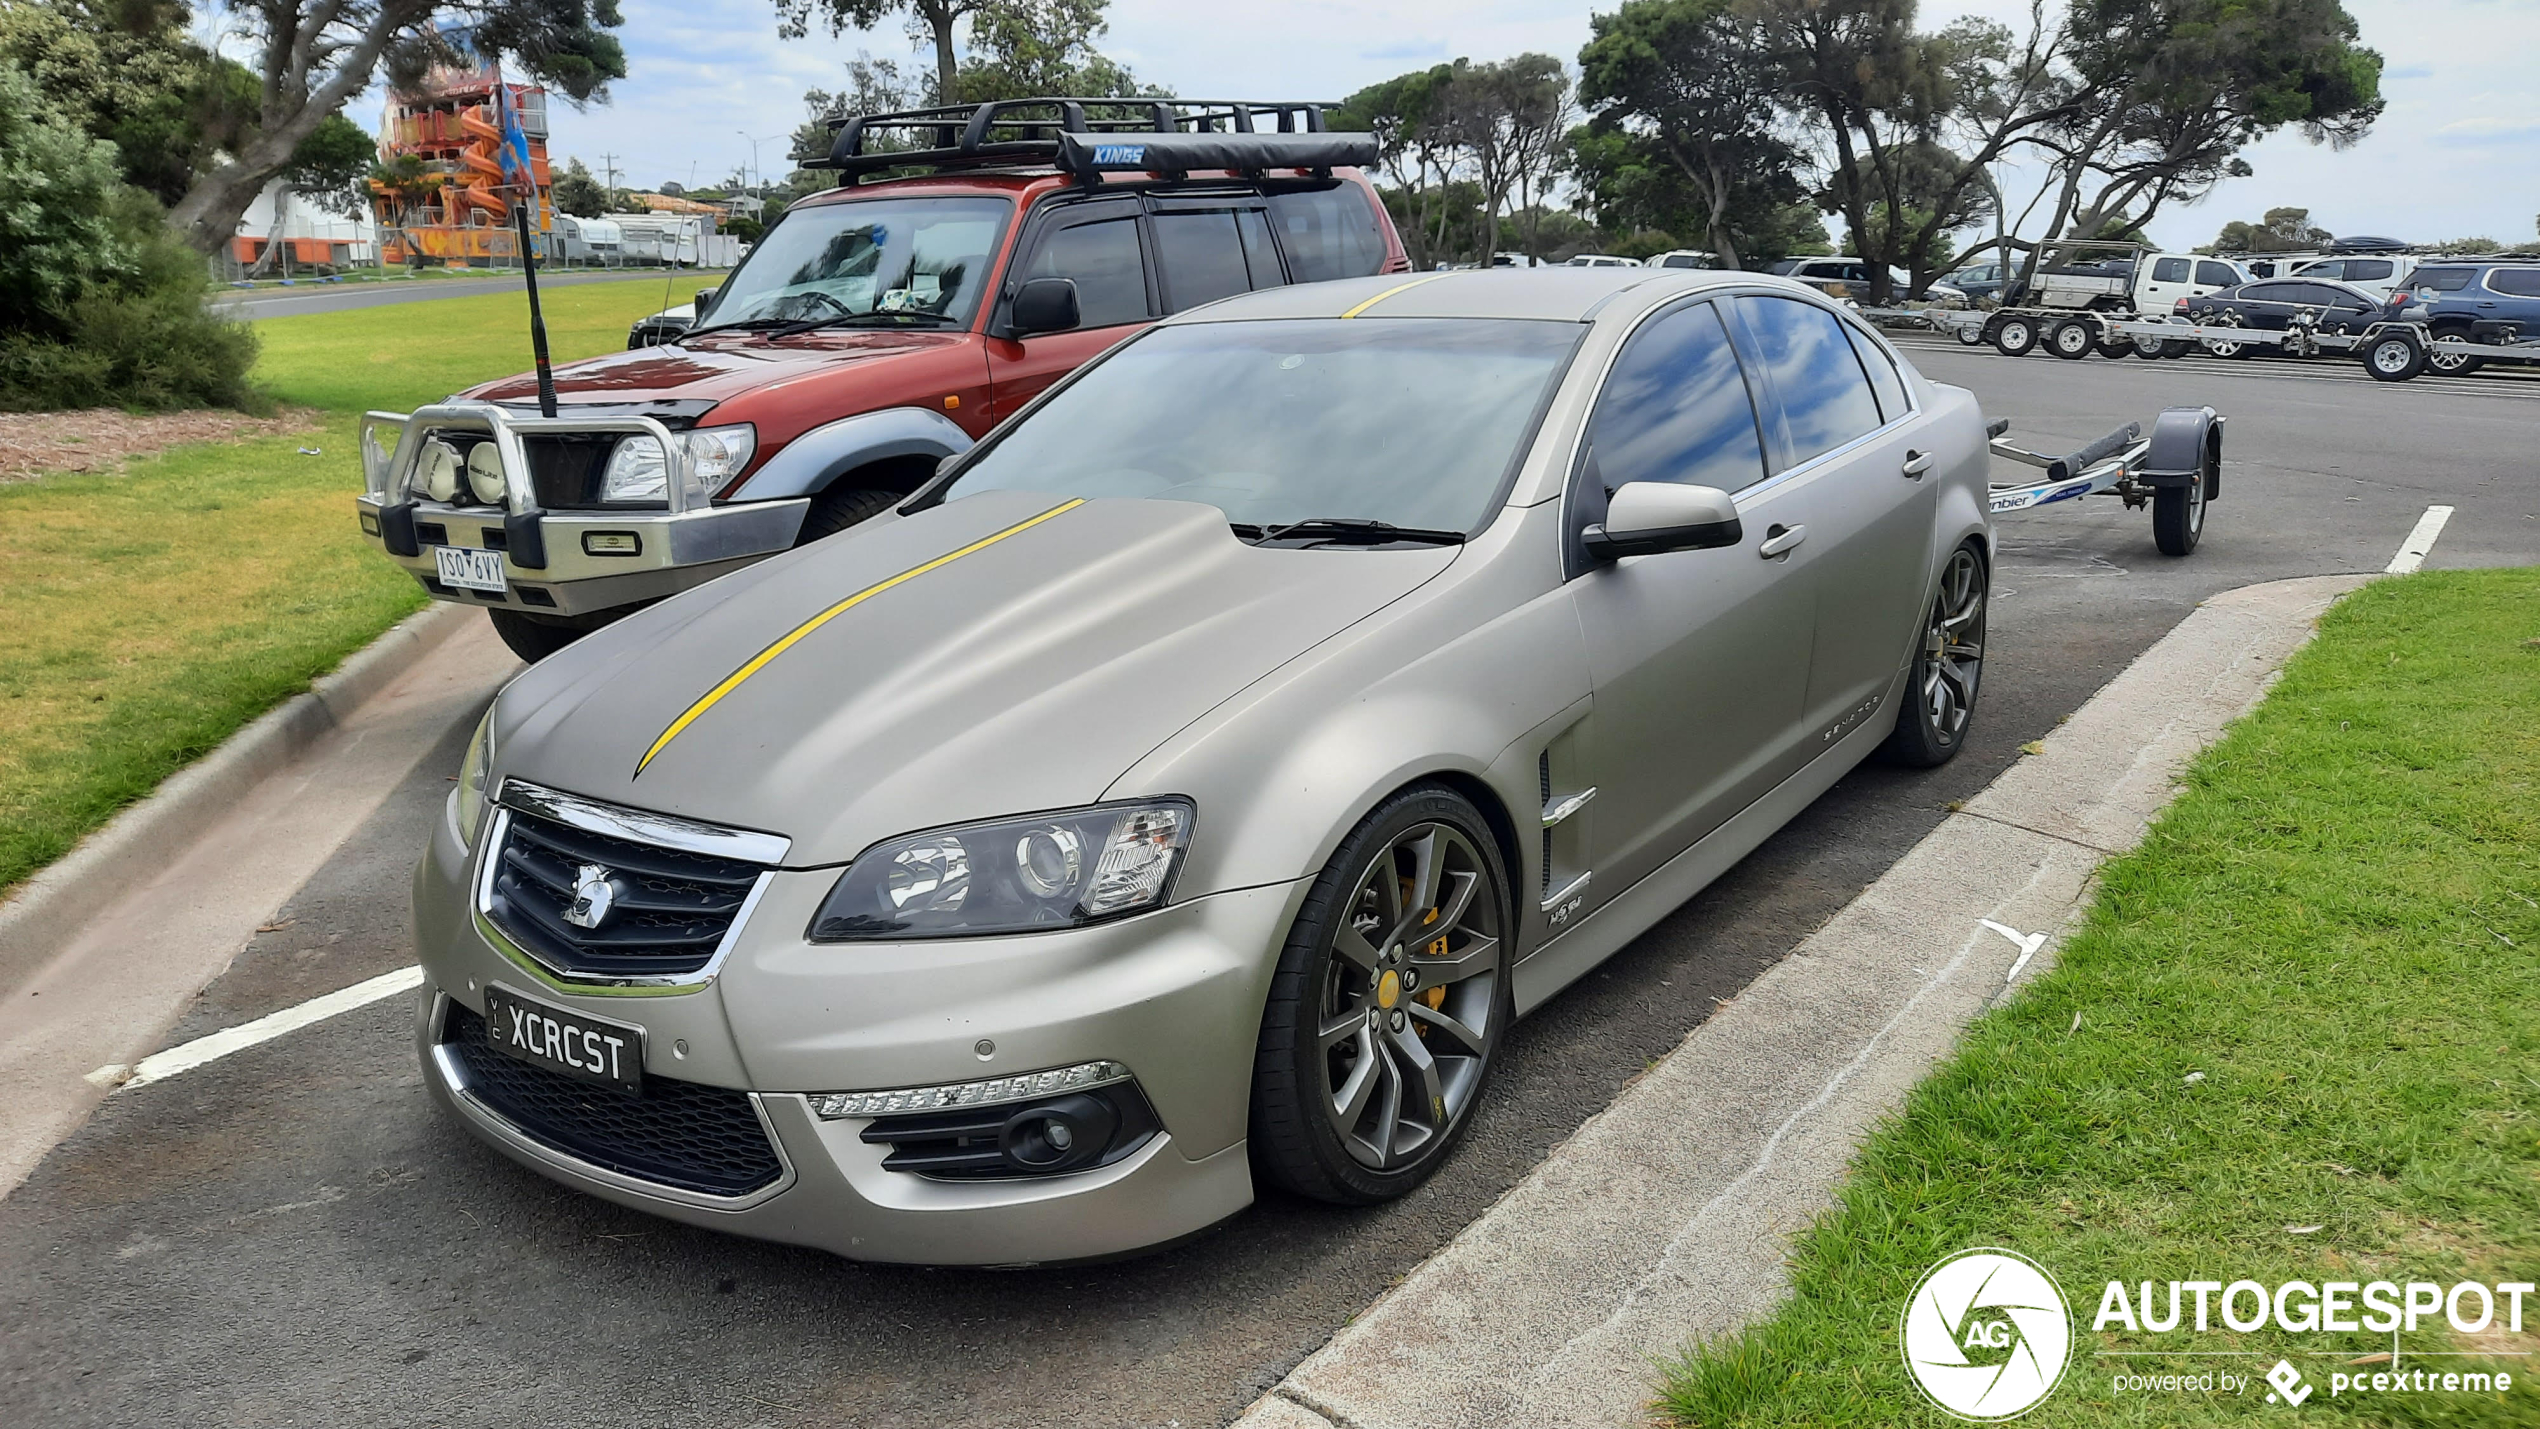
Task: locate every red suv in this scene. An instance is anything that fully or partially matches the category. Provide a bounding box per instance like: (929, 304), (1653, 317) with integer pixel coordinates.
(353, 99), (1407, 659)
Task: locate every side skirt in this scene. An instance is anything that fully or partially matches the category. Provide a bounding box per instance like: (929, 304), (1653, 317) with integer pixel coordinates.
(1510, 669), (1906, 1017)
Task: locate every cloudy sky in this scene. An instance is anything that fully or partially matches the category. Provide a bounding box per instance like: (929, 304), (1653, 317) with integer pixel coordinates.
(519, 0), (2537, 252)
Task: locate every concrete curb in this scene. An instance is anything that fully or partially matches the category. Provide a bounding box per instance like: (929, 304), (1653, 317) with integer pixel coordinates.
(1234, 573), (2369, 1429)
(0, 602), (472, 996)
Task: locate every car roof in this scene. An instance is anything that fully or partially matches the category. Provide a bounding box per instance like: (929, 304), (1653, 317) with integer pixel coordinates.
(1156, 267), (1762, 325)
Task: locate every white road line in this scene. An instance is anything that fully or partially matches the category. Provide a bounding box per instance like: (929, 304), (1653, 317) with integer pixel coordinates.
(2385, 505), (2455, 575)
(100, 965), (424, 1092)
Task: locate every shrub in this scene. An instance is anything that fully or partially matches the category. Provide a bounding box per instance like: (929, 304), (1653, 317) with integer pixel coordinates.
(0, 62), (259, 413)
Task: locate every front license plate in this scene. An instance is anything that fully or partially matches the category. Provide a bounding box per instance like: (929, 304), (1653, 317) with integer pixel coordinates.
(434, 544), (508, 593)
(481, 984), (645, 1093)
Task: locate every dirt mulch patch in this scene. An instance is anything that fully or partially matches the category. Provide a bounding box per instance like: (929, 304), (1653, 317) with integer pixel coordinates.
(0, 408), (319, 483)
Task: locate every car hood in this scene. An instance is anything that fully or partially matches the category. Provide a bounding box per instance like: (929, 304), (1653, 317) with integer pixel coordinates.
(494, 491), (1460, 866)
(462, 330), (968, 409)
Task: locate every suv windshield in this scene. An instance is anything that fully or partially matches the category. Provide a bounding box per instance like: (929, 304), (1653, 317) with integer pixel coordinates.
(698, 196), (1012, 329)
(940, 317), (1581, 534)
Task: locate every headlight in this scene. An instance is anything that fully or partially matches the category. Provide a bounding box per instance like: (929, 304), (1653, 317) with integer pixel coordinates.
(454, 708), (495, 847)
(809, 800), (1193, 941)
(598, 424), (756, 505)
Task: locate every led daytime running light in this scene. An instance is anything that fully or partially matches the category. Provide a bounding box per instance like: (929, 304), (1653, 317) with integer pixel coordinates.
(811, 1060), (1132, 1120)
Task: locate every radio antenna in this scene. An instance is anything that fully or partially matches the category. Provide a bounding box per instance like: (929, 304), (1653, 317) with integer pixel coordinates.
(515, 200), (558, 417)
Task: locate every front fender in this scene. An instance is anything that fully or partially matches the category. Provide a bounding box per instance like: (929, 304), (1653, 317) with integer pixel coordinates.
(730, 406), (974, 499)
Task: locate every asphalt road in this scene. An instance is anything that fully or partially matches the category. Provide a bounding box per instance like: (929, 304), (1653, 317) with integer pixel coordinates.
(210, 270), (708, 321)
(4, 345), (2535, 1429)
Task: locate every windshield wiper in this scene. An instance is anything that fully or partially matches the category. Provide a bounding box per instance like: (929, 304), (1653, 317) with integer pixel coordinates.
(765, 310), (963, 338)
(1235, 518), (1467, 547)
(676, 316), (797, 340)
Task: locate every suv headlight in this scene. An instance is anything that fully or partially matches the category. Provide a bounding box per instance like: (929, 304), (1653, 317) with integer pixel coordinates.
(810, 800), (1193, 941)
(454, 708), (496, 847)
(598, 424), (756, 505)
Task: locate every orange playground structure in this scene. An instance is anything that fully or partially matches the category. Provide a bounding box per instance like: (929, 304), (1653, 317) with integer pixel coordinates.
(372, 54), (554, 266)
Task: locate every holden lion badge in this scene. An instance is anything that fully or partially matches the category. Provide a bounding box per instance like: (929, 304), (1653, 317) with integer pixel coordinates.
(1901, 1248), (2070, 1420)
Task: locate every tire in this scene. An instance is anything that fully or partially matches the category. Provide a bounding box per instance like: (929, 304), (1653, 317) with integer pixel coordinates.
(2153, 477), (2206, 557)
(2129, 333), (2167, 359)
(1875, 542), (1987, 769)
(2049, 319), (2097, 359)
(2424, 335), (2483, 376)
(487, 609), (585, 663)
(798, 485), (901, 542)
(1954, 322), (1985, 346)
(1250, 785), (1512, 1205)
(2100, 337), (2138, 359)
(2158, 339), (2194, 360)
(2363, 333), (2426, 382)
(1992, 317), (2037, 357)
(2204, 336), (2251, 359)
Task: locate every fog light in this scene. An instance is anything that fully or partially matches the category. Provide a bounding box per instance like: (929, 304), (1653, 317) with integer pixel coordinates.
(359, 510), (381, 536)
(582, 530), (641, 556)
(811, 1059), (1131, 1119)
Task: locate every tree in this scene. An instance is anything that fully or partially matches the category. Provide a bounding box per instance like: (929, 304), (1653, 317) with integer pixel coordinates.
(0, 60), (132, 333)
(1439, 54), (1572, 263)
(777, 0), (984, 104)
(0, 0), (243, 209)
(1576, 0), (1791, 269)
(951, 0), (1154, 99)
(163, 0), (627, 256)
(553, 156), (609, 217)
(2211, 206), (2333, 253)
(1336, 63), (1473, 270)
(2027, 0), (2381, 258)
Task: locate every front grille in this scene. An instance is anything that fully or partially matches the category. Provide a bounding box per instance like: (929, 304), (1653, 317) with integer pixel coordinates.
(443, 1002), (783, 1197)
(485, 805), (764, 979)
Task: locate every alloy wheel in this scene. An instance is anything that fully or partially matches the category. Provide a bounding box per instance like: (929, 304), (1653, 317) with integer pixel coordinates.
(1316, 823), (1503, 1171)
(1921, 547), (1986, 746)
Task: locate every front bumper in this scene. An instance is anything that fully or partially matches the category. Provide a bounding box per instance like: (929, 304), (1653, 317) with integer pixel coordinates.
(355, 493), (808, 619)
(413, 788), (1301, 1265)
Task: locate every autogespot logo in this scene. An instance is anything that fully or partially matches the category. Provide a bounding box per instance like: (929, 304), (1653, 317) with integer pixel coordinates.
(1903, 1248), (2074, 1420)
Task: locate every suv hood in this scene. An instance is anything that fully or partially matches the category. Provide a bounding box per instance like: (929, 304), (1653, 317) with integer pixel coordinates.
(494, 491), (1459, 866)
(463, 330), (968, 409)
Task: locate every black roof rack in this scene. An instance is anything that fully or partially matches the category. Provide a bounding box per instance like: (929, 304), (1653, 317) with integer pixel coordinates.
(810, 97), (1378, 183)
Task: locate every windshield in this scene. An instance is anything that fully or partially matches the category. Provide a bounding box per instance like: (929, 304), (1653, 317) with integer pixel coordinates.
(699, 196), (1012, 328)
(940, 317), (1581, 533)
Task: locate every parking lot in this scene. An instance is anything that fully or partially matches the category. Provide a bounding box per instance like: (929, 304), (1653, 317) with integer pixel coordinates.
(3, 343), (2535, 1429)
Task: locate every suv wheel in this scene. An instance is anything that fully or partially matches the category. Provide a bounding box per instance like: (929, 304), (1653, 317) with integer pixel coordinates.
(1251, 785), (1511, 1205)
(488, 609), (587, 663)
(799, 486), (901, 542)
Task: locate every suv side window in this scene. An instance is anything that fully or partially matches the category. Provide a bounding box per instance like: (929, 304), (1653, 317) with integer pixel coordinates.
(1587, 302), (1768, 497)
(2485, 268), (2540, 297)
(2300, 261), (2344, 280)
(2413, 266), (2476, 292)
(1266, 186), (1387, 283)
(1152, 209), (1277, 312)
(1730, 294), (1883, 470)
(2196, 261), (2240, 287)
(2153, 257), (2191, 282)
(2345, 259), (2394, 282)
(1024, 216), (1150, 329)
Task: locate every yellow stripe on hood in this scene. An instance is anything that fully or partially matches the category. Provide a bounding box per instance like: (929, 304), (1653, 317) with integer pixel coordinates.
(633, 498), (1085, 777)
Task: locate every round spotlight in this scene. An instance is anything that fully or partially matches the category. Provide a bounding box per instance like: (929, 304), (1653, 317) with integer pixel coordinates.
(464, 442), (506, 505)
(416, 440), (462, 503)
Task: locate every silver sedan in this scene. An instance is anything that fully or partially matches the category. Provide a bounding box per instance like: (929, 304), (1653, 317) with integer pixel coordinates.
(412, 268), (1995, 1264)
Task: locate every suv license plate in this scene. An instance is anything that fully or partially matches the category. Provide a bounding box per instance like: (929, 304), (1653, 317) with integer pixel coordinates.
(481, 984), (645, 1093)
(434, 545), (508, 594)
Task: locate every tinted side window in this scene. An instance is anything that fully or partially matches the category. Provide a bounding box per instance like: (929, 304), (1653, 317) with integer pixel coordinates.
(2486, 268), (2540, 297)
(2196, 261), (2240, 287)
(1153, 211), (1253, 312)
(1731, 295), (1883, 469)
(2414, 267), (2476, 292)
(1235, 209), (1284, 287)
(1844, 323), (1910, 423)
(2299, 261), (2343, 280)
(2153, 257), (2190, 282)
(2243, 282), (2297, 302)
(1588, 303), (1768, 495)
(1026, 217), (1148, 329)
(2346, 259), (2394, 281)
(1266, 187), (1387, 283)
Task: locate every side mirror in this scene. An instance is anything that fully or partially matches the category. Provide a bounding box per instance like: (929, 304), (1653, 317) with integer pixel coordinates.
(1010, 277), (1082, 338)
(1582, 482), (1743, 562)
(693, 286), (719, 316)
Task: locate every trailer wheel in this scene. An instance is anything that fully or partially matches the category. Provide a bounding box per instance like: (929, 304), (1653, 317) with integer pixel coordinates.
(1993, 317), (2038, 357)
(2158, 339), (2194, 359)
(2152, 479), (2205, 556)
(2129, 333), (2167, 358)
(2049, 319), (2097, 359)
(2364, 332), (2426, 383)
(1954, 322), (1986, 346)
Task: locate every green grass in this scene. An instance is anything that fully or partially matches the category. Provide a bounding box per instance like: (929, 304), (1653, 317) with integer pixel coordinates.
(0, 277), (678, 899)
(1654, 569), (2540, 1427)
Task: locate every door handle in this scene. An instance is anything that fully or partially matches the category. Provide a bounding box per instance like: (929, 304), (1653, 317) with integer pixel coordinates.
(1758, 523), (1807, 558)
(1901, 449), (1934, 479)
